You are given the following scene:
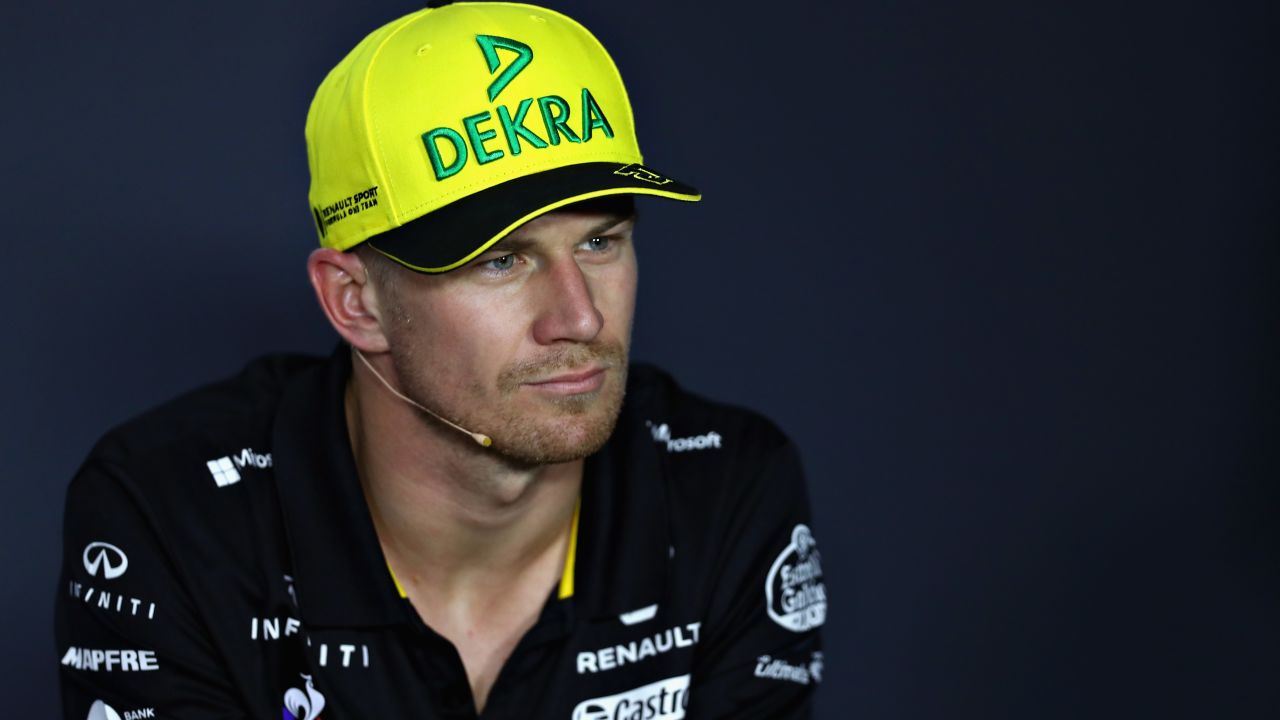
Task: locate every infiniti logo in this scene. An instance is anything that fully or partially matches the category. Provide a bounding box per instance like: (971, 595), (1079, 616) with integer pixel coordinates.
(83, 542), (128, 580)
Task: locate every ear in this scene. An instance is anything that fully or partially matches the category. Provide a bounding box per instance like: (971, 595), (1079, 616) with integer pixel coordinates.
(307, 247), (390, 353)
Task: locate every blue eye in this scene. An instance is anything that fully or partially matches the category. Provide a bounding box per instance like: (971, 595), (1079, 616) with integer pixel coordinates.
(486, 254), (515, 271)
(585, 237), (611, 251)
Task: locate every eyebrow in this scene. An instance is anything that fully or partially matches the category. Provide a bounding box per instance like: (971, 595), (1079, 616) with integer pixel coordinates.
(483, 211), (638, 256)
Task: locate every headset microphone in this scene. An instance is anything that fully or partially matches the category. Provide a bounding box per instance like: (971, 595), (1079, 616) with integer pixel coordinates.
(351, 347), (493, 448)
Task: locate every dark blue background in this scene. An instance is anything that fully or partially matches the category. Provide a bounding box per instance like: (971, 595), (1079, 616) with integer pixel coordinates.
(4, 0), (1276, 717)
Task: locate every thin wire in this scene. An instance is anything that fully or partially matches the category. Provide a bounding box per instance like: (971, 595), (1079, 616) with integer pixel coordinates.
(351, 346), (492, 447)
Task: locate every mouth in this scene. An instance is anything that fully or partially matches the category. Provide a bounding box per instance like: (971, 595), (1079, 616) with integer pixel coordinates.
(523, 366), (608, 395)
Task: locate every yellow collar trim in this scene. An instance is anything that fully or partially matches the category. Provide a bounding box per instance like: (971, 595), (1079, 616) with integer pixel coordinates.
(558, 496), (581, 600)
(386, 496), (581, 601)
(389, 558), (408, 599)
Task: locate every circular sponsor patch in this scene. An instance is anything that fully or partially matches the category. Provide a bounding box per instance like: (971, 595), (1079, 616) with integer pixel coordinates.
(765, 524), (827, 632)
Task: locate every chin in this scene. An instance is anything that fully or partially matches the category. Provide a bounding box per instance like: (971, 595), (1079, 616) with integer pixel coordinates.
(488, 391), (624, 466)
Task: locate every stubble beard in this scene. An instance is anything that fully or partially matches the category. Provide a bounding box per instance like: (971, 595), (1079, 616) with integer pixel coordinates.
(388, 335), (630, 466)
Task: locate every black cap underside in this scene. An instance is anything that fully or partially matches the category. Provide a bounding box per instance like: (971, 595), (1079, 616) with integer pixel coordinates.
(366, 162), (699, 273)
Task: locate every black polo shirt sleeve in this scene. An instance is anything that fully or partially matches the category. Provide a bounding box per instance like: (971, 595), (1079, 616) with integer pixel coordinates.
(686, 438), (825, 719)
(56, 454), (248, 719)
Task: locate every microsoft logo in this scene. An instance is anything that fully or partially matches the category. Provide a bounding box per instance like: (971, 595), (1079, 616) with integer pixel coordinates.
(205, 448), (273, 487)
(206, 457), (241, 487)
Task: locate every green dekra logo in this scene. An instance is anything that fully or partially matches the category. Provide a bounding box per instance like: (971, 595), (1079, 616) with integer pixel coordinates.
(476, 35), (532, 102)
(419, 35), (615, 182)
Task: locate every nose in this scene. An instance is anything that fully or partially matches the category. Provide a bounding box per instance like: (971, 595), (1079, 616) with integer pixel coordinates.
(530, 255), (604, 345)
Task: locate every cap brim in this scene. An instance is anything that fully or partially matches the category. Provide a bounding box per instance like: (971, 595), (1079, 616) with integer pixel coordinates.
(366, 162), (700, 273)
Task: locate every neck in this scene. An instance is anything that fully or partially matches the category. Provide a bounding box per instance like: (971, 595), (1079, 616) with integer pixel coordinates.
(344, 352), (582, 594)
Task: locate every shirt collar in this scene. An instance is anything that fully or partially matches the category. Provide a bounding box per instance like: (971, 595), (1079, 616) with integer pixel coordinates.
(272, 345), (671, 628)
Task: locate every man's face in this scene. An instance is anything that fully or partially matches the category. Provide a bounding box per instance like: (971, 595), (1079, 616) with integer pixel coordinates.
(376, 198), (638, 465)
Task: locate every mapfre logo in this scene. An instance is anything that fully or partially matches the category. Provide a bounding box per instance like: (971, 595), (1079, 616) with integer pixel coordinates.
(82, 542), (128, 580)
(61, 646), (159, 672)
(572, 674), (690, 720)
(765, 524), (827, 632)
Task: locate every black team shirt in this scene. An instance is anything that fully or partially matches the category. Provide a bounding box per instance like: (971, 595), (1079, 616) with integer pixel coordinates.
(56, 346), (826, 719)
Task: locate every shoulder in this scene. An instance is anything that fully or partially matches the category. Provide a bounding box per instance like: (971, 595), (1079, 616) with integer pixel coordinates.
(88, 352), (319, 467)
(624, 362), (810, 550)
(65, 351), (326, 563)
(61, 349), (327, 589)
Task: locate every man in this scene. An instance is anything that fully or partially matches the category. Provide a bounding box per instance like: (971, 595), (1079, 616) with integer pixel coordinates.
(57, 2), (826, 718)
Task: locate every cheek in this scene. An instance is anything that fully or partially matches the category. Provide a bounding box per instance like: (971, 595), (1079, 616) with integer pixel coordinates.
(601, 262), (637, 333)
(435, 316), (514, 381)
(389, 295), (510, 386)
(436, 301), (530, 383)
(592, 253), (639, 332)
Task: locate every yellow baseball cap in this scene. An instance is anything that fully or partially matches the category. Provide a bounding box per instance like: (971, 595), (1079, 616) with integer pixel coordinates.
(305, 1), (701, 273)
